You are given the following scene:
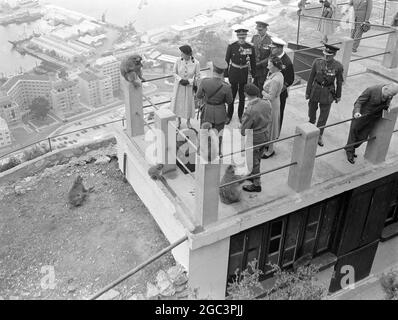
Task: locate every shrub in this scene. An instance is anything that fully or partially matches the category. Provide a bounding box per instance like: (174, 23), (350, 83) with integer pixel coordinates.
(227, 261), (327, 300)
(0, 156), (22, 173)
(380, 271), (398, 300)
(23, 144), (50, 162)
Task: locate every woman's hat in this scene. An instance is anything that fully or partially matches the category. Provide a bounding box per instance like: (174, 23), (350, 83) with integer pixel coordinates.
(179, 45), (193, 55)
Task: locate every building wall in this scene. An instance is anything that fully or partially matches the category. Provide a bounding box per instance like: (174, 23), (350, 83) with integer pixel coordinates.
(51, 79), (80, 118)
(0, 117), (11, 148)
(94, 57), (121, 94)
(0, 97), (22, 125)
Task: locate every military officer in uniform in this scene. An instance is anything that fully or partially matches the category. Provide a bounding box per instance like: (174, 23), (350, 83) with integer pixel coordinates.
(306, 44), (344, 147)
(225, 27), (256, 124)
(196, 57), (233, 148)
(251, 21), (272, 97)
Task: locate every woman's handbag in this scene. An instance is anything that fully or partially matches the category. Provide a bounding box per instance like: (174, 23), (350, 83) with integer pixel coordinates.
(361, 21), (371, 33)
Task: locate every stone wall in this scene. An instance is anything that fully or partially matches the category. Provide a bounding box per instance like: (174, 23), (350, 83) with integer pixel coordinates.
(0, 135), (117, 185)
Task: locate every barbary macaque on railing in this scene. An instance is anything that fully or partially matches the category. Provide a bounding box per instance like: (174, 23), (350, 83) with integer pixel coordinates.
(120, 54), (146, 88)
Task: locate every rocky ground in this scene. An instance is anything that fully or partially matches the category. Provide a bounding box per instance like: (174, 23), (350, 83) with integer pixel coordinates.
(0, 145), (187, 300)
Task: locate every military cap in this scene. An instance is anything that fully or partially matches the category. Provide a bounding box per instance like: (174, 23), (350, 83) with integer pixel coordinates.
(244, 83), (260, 97)
(255, 21), (269, 27)
(179, 45), (193, 55)
(212, 57), (228, 71)
(269, 37), (287, 48)
(235, 27), (249, 36)
(323, 44), (340, 55)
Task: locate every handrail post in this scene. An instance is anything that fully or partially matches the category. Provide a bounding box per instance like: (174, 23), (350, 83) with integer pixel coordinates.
(364, 105), (398, 164)
(194, 129), (221, 227)
(288, 123), (320, 192)
(296, 11), (302, 45)
(122, 78), (144, 137)
(336, 37), (354, 81)
(154, 108), (177, 173)
(382, 28), (398, 68)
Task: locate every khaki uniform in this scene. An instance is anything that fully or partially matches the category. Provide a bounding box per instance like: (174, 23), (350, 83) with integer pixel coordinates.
(306, 58), (344, 135)
(241, 98), (272, 186)
(251, 33), (272, 93)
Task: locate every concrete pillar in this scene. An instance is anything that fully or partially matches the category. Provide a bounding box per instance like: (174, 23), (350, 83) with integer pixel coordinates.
(154, 108), (177, 173)
(336, 37), (354, 81)
(382, 28), (398, 69)
(288, 123), (320, 192)
(188, 237), (230, 299)
(122, 78), (144, 137)
(194, 129), (221, 227)
(364, 105), (398, 164)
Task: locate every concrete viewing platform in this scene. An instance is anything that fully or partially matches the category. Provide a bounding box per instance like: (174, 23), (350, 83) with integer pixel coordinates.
(113, 29), (398, 298)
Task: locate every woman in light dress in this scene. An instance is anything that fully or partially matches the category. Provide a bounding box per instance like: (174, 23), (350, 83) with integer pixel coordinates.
(170, 45), (201, 129)
(262, 56), (285, 159)
(318, 0), (337, 43)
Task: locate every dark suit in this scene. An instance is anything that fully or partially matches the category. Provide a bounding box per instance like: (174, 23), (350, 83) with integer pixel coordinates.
(345, 85), (392, 155)
(225, 41), (256, 121)
(252, 33), (272, 94)
(279, 52), (295, 130)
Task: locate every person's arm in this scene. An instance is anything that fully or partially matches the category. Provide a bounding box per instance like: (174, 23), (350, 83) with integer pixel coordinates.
(240, 107), (253, 136)
(224, 45), (231, 78)
(189, 60), (201, 85)
(173, 61), (181, 82)
(365, 0), (373, 22)
(250, 48), (257, 78)
(335, 65), (344, 101)
(196, 80), (205, 100)
(263, 78), (280, 100)
(305, 60), (317, 99)
(225, 85), (233, 105)
(353, 87), (371, 116)
(284, 58), (295, 88)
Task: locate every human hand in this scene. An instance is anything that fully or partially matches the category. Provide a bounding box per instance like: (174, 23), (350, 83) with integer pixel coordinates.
(305, 95), (310, 100)
(353, 112), (362, 119)
(179, 79), (189, 86)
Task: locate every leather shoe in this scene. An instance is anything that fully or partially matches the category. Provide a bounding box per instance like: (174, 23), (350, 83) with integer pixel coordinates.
(262, 151), (275, 159)
(346, 153), (355, 164)
(318, 136), (324, 147)
(243, 184), (262, 193)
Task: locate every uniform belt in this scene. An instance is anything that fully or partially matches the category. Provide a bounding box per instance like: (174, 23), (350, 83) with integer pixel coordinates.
(315, 81), (332, 88)
(206, 102), (223, 106)
(231, 63), (248, 69)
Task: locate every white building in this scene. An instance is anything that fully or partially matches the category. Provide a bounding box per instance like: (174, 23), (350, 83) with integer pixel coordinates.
(78, 71), (113, 108)
(50, 79), (80, 119)
(0, 116), (12, 148)
(0, 94), (22, 126)
(93, 56), (121, 94)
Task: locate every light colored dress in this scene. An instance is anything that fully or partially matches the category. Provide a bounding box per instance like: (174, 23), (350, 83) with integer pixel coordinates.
(262, 71), (284, 155)
(318, 1), (337, 37)
(170, 57), (201, 120)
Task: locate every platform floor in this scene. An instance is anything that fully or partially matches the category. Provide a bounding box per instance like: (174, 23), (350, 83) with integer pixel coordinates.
(133, 71), (398, 225)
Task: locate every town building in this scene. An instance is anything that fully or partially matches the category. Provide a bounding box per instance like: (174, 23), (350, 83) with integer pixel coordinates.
(170, 14), (224, 38)
(0, 94), (22, 126)
(50, 78), (80, 119)
(78, 71), (113, 108)
(93, 56), (121, 94)
(1, 74), (52, 113)
(0, 116), (11, 148)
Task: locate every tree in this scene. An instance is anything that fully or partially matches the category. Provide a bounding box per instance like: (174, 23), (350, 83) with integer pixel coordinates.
(30, 96), (50, 120)
(227, 260), (328, 300)
(192, 30), (229, 66)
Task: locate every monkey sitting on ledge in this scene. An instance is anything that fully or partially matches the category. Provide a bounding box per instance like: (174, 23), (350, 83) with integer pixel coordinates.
(219, 165), (246, 205)
(68, 175), (94, 208)
(120, 54), (146, 88)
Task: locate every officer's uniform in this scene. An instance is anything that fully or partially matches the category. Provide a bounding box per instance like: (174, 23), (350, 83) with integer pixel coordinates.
(196, 59), (233, 133)
(306, 44), (344, 145)
(251, 21), (272, 95)
(225, 28), (256, 122)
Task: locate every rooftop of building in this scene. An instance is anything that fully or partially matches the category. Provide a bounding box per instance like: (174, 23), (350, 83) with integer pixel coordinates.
(94, 55), (119, 66)
(1, 74), (50, 92)
(78, 70), (99, 82)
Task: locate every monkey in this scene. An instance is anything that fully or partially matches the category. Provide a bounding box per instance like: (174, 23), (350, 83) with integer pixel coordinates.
(68, 175), (94, 208)
(219, 165), (246, 205)
(148, 164), (164, 180)
(120, 54), (145, 88)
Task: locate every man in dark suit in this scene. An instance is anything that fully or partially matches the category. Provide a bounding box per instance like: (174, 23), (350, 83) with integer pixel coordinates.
(225, 27), (256, 124)
(269, 37), (295, 131)
(345, 83), (398, 164)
